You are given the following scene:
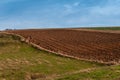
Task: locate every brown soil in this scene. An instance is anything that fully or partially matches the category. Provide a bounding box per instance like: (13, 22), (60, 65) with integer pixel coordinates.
(6, 29), (120, 64)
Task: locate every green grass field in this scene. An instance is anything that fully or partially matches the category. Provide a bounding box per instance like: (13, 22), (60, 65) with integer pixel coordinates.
(85, 27), (120, 30)
(56, 65), (120, 80)
(0, 33), (120, 80)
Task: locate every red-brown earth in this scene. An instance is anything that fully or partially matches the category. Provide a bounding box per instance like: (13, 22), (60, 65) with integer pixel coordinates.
(7, 29), (120, 64)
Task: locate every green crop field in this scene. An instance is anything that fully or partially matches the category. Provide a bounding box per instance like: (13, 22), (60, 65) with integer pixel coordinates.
(0, 33), (120, 80)
(85, 27), (120, 30)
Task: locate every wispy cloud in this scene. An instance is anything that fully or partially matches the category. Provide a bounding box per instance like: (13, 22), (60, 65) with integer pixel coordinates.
(62, 0), (120, 27)
(73, 2), (80, 6)
(90, 0), (120, 16)
(63, 2), (81, 16)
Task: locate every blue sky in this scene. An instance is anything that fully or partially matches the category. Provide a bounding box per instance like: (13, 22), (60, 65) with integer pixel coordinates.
(0, 0), (120, 30)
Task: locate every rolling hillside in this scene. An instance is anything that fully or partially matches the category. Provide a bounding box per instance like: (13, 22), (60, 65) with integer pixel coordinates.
(7, 29), (120, 64)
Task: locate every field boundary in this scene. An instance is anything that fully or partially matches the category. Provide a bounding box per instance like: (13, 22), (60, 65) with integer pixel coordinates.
(69, 29), (120, 34)
(0, 31), (118, 65)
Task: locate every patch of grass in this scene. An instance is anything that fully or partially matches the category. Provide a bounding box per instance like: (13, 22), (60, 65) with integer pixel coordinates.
(85, 27), (120, 30)
(57, 65), (120, 80)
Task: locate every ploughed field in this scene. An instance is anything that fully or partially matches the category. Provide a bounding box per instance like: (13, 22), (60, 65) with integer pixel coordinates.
(7, 29), (120, 64)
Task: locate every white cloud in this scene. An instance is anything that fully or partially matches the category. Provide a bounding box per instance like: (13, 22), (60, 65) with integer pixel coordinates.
(90, 0), (120, 16)
(63, 4), (74, 15)
(90, 6), (120, 16)
(61, 0), (120, 27)
(73, 2), (80, 6)
(63, 2), (80, 15)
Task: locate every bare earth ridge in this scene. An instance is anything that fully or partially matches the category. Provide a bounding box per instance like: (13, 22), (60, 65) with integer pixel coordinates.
(6, 29), (120, 64)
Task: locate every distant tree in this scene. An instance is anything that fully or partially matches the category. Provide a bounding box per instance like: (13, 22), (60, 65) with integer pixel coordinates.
(5, 29), (13, 31)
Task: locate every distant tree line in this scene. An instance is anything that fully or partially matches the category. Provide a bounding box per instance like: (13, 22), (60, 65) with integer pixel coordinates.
(5, 28), (16, 31)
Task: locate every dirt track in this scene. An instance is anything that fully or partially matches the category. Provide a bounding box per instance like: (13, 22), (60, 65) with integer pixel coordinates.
(6, 29), (120, 64)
